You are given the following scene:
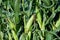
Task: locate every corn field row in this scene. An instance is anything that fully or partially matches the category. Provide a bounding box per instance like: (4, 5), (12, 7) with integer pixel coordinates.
(0, 0), (60, 40)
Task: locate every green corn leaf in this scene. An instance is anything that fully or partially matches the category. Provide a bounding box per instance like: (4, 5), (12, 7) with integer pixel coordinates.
(36, 7), (42, 30)
(7, 18), (16, 31)
(20, 31), (31, 40)
(19, 33), (26, 40)
(0, 0), (2, 5)
(14, 0), (20, 24)
(11, 30), (18, 40)
(55, 6), (60, 12)
(26, 35), (29, 40)
(42, 0), (51, 6)
(25, 14), (35, 33)
(33, 32), (40, 40)
(45, 32), (52, 40)
(37, 30), (44, 40)
(8, 32), (12, 40)
(20, 33), (28, 40)
(24, 15), (26, 27)
(0, 31), (4, 40)
(28, 31), (31, 40)
(45, 7), (56, 25)
(55, 18), (60, 28)
(33, 33), (37, 40)
(49, 31), (60, 39)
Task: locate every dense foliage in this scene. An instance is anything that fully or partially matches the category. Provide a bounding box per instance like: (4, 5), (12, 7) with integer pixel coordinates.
(0, 0), (60, 40)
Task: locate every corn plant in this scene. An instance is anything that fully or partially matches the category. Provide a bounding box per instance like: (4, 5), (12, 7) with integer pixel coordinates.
(0, 0), (60, 40)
